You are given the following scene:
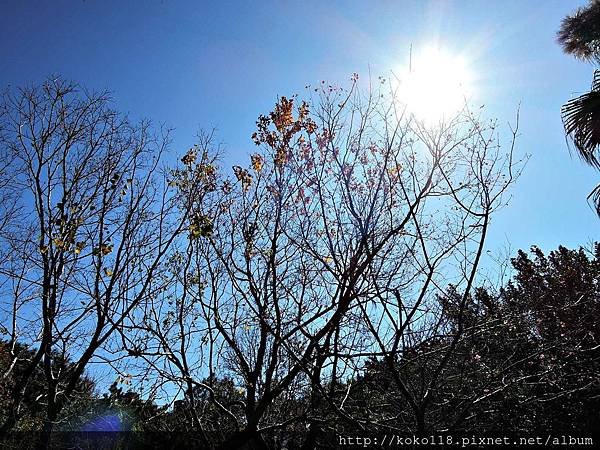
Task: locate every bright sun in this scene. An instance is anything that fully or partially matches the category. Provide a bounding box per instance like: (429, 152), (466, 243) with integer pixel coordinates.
(396, 46), (473, 123)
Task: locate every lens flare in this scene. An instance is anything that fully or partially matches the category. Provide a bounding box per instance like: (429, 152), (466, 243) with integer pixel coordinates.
(81, 413), (124, 432)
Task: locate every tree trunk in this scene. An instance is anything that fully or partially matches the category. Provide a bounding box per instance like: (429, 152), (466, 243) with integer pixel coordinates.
(36, 409), (58, 450)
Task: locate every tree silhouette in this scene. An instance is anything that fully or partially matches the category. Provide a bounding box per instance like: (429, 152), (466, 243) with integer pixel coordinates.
(0, 77), (203, 444)
(557, 1), (600, 63)
(558, 0), (600, 214)
(118, 76), (521, 449)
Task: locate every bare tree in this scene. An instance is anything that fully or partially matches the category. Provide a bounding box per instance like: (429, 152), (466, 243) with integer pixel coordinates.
(268, 77), (524, 439)
(122, 76), (522, 449)
(0, 77), (200, 439)
(113, 133), (224, 448)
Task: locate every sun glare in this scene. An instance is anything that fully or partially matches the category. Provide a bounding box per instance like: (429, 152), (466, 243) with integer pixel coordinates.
(396, 46), (473, 123)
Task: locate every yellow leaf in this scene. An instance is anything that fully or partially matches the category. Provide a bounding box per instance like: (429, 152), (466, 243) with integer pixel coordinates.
(189, 214), (214, 240)
(251, 154), (264, 172)
(93, 244), (113, 257)
(74, 241), (85, 254)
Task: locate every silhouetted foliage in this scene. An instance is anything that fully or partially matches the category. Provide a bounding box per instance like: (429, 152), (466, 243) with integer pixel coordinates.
(558, 1), (600, 214)
(557, 0), (600, 63)
(0, 341), (94, 431)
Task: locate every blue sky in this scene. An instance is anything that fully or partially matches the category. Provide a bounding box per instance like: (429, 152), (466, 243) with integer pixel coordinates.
(0, 0), (597, 257)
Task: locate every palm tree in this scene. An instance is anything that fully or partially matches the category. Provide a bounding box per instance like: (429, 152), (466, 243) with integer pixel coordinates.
(557, 1), (600, 63)
(557, 1), (600, 215)
(561, 71), (600, 214)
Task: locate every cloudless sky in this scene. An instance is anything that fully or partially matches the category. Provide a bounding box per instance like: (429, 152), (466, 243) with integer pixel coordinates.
(0, 0), (597, 260)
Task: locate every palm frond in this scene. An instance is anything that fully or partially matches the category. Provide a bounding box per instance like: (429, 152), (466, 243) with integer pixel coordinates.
(561, 70), (600, 169)
(587, 182), (600, 217)
(557, 0), (600, 63)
